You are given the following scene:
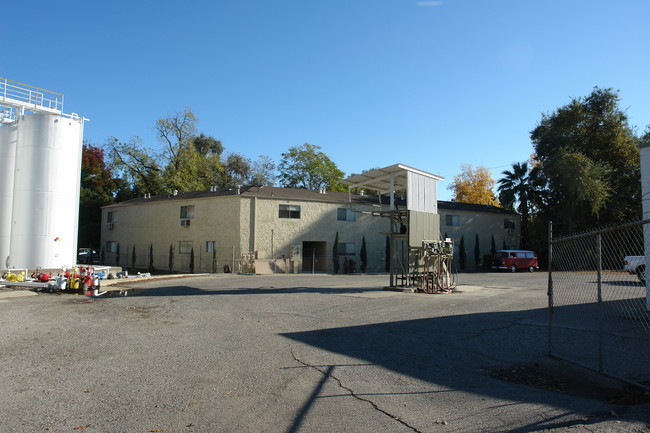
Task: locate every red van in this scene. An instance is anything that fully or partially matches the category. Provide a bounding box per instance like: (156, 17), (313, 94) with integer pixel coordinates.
(491, 250), (538, 273)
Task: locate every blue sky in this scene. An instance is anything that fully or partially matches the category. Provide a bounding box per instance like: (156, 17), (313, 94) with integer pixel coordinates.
(3, 0), (649, 200)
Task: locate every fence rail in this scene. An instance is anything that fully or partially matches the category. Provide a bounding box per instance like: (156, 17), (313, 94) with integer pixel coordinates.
(548, 220), (650, 387)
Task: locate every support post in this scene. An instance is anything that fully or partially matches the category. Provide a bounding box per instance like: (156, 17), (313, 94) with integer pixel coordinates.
(596, 232), (604, 372)
(547, 221), (554, 356)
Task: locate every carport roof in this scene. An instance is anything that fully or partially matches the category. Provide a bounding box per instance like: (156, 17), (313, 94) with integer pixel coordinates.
(341, 164), (444, 193)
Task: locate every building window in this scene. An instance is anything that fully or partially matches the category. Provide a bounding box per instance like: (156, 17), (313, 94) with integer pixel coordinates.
(504, 219), (516, 230)
(337, 243), (356, 256)
(106, 241), (118, 253)
(179, 241), (194, 254)
(206, 241), (216, 253)
(107, 211), (116, 223)
(180, 205), (195, 219)
(337, 208), (356, 221)
(279, 204), (301, 219)
(445, 215), (460, 227)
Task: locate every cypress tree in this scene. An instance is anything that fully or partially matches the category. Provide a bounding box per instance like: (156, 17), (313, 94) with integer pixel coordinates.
(333, 232), (340, 274)
(360, 236), (367, 273)
(149, 244), (155, 272)
(459, 235), (466, 271)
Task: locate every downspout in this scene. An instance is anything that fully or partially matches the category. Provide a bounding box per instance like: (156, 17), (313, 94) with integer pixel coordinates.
(251, 196), (257, 255)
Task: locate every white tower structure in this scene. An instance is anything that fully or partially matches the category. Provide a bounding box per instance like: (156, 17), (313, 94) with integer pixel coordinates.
(0, 78), (86, 270)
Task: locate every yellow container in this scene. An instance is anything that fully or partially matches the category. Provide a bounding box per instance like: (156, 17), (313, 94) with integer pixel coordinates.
(69, 278), (79, 289)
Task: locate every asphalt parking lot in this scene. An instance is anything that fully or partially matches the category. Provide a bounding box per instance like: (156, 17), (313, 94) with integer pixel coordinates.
(1, 272), (649, 433)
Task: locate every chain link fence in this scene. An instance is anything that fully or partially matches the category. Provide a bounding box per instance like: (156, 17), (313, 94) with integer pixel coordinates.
(548, 220), (650, 387)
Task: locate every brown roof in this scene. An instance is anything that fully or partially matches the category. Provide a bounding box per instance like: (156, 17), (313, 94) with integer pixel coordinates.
(105, 187), (517, 216)
(104, 186), (388, 208)
(438, 200), (517, 215)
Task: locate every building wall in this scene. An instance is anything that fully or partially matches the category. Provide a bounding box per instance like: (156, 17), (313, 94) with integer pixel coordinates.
(438, 208), (520, 268)
(241, 196), (390, 272)
(102, 195), (392, 273)
(102, 196), (243, 272)
(102, 193), (520, 274)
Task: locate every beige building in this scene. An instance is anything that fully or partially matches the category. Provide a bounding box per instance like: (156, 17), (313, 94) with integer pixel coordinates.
(100, 186), (520, 274)
(101, 187), (397, 274)
(438, 200), (520, 268)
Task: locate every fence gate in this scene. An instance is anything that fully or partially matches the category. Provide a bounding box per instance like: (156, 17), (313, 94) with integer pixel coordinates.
(548, 220), (650, 387)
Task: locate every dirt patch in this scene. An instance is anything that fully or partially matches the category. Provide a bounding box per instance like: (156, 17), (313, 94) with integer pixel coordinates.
(489, 363), (650, 405)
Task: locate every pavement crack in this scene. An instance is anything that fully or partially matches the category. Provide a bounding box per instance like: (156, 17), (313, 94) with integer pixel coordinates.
(291, 350), (425, 433)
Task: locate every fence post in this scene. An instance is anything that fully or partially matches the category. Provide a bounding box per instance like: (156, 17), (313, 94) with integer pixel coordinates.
(596, 232), (604, 372)
(547, 221), (554, 356)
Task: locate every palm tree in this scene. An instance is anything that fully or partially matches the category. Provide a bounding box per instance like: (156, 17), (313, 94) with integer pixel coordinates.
(497, 162), (540, 248)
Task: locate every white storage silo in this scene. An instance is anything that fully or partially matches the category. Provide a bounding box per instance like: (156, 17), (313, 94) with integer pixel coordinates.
(0, 123), (18, 268)
(8, 113), (84, 269)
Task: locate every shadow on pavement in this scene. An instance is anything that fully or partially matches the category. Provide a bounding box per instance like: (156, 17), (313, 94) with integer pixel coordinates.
(280, 306), (650, 432)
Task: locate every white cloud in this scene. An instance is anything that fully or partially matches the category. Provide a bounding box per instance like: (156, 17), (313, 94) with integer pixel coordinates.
(416, 1), (443, 6)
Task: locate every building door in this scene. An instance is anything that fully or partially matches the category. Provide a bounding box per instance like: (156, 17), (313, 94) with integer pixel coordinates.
(302, 241), (327, 273)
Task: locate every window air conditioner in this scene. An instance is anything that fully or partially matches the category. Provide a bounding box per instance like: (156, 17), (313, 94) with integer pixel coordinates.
(106, 223), (114, 230)
(181, 219), (191, 227)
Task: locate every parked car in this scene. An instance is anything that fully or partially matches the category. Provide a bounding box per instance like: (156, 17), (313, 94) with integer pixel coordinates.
(77, 248), (98, 264)
(491, 250), (538, 273)
(623, 255), (645, 284)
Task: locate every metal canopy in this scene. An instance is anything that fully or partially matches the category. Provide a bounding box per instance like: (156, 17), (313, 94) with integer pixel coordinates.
(342, 163), (444, 193)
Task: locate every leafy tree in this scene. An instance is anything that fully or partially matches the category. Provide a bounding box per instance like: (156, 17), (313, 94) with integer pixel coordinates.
(360, 236), (367, 273)
(163, 145), (223, 193)
(192, 133), (223, 156)
(459, 235), (466, 270)
(108, 108), (226, 195)
(221, 153), (252, 188)
(448, 163), (498, 205)
(249, 155), (276, 186)
(156, 106), (198, 170)
(530, 87), (641, 234)
(107, 136), (164, 199)
(474, 234), (480, 270)
(333, 232), (340, 274)
(279, 143), (345, 191)
(79, 143), (120, 248)
(497, 162), (541, 247)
